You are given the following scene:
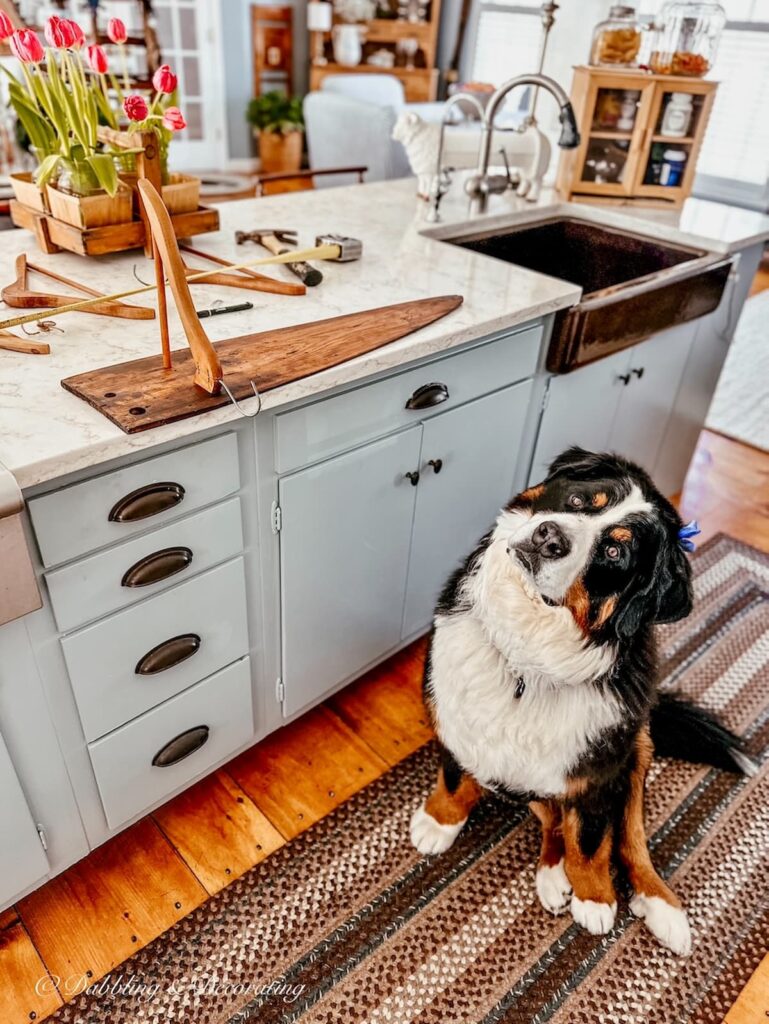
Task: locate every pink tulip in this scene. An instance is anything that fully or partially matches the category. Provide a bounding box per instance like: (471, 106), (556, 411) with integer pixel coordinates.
(10, 29), (45, 63)
(66, 19), (85, 48)
(162, 106), (186, 132)
(44, 15), (69, 48)
(107, 17), (127, 44)
(87, 44), (109, 74)
(123, 94), (149, 122)
(152, 64), (177, 95)
(0, 11), (14, 41)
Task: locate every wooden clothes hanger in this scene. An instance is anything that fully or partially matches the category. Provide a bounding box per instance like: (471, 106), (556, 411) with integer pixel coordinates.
(2, 254), (156, 320)
(178, 244), (306, 296)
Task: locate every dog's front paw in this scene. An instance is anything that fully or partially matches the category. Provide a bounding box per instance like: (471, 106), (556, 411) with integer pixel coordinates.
(535, 859), (572, 915)
(570, 896), (617, 935)
(630, 894), (692, 956)
(410, 804), (465, 855)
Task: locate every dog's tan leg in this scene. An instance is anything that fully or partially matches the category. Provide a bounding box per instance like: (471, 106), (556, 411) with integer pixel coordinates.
(530, 800), (572, 914)
(410, 765), (483, 856)
(562, 807), (617, 935)
(619, 730), (692, 955)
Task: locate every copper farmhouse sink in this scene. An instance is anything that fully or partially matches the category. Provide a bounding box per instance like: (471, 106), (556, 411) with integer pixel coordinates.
(446, 217), (732, 373)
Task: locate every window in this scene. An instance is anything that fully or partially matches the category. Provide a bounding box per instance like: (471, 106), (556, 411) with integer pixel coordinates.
(468, 1), (542, 88)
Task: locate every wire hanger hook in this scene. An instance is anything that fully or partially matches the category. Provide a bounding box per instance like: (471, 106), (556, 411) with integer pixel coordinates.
(220, 379), (262, 418)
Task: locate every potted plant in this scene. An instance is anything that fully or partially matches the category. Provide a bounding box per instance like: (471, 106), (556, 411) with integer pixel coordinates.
(0, 15), (135, 227)
(246, 91), (304, 174)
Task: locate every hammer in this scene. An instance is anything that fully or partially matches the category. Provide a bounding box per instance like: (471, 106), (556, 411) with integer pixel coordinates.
(235, 229), (362, 287)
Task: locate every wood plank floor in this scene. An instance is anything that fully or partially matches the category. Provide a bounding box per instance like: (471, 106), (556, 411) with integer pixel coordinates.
(4, 429), (767, 1021)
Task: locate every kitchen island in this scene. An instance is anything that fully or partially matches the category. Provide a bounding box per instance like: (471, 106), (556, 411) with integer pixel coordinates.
(1, 176), (767, 910)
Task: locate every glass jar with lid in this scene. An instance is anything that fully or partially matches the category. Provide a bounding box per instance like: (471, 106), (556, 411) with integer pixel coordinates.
(590, 6), (643, 67)
(649, 1), (725, 77)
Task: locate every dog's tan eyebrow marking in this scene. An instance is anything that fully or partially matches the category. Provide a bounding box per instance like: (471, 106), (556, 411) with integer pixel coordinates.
(520, 484), (545, 503)
(610, 527), (632, 542)
(592, 492), (609, 508)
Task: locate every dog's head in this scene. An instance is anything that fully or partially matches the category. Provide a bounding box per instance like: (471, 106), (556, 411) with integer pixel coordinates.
(504, 447), (693, 640)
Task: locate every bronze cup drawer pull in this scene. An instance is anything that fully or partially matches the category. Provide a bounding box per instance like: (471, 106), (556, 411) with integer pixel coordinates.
(109, 482), (186, 523)
(152, 725), (210, 768)
(405, 382), (449, 410)
(121, 546), (193, 588)
(135, 633), (202, 675)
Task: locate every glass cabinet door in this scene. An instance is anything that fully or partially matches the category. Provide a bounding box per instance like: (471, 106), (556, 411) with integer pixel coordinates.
(575, 79), (655, 196)
(633, 81), (715, 198)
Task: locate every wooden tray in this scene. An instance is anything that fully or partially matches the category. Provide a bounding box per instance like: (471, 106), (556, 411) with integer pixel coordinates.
(62, 296), (464, 433)
(9, 200), (220, 257)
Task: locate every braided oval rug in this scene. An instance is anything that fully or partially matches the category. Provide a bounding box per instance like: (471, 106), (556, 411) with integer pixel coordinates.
(51, 535), (769, 1024)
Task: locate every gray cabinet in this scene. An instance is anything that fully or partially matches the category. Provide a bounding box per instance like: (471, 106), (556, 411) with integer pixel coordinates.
(0, 730), (48, 904)
(402, 382), (532, 637)
(279, 381), (535, 716)
(279, 427), (423, 716)
(530, 323), (696, 487)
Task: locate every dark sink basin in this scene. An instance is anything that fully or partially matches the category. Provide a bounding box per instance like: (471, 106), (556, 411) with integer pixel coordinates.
(446, 217), (732, 372)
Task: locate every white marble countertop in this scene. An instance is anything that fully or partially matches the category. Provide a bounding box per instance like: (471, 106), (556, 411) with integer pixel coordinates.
(1, 177), (768, 490)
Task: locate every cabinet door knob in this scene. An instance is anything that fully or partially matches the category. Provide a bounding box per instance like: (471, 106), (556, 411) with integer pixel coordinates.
(631, 366), (645, 379)
(121, 546), (193, 588)
(152, 725), (209, 768)
(135, 633), (202, 675)
(617, 373), (631, 386)
(427, 458), (443, 474)
(404, 470), (420, 486)
(405, 382), (449, 410)
(109, 482), (185, 523)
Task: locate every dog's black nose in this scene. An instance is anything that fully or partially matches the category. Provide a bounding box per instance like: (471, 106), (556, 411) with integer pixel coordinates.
(532, 520), (570, 559)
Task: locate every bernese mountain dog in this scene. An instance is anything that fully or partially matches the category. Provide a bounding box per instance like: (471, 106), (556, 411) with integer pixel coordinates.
(411, 446), (754, 956)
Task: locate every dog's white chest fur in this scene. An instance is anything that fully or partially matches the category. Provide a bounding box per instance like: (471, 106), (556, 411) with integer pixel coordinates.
(429, 528), (621, 797)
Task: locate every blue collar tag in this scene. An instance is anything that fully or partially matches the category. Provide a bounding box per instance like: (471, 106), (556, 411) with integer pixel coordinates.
(678, 520), (701, 552)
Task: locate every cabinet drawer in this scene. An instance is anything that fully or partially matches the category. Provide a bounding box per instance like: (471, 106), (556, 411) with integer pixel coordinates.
(61, 558), (249, 741)
(29, 432), (239, 568)
(46, 497), (243, 632)
(274, 325), (542, 473)
(88, 657), (253, 830)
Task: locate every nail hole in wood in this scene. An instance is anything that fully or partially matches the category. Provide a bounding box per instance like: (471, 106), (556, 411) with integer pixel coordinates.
(104, 392), (116, 398)
(174, 902), (182, 909)
(129, 406), (146, 416)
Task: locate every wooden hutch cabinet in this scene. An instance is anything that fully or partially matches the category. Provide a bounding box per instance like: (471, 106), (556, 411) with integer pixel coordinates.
(557, 65), (718, 207)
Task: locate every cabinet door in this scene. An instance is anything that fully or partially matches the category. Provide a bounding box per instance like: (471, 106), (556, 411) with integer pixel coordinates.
(529, 348), (631, 485)
(279, 427), (422, 717)
(610, 322), (696, 475)
(0, 730), (48, 905)
(402, 383), (533, 638)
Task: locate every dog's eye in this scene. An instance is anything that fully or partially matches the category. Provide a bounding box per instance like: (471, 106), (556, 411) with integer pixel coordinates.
(567, 494), (584, 509)
(605, 544), (621, 560)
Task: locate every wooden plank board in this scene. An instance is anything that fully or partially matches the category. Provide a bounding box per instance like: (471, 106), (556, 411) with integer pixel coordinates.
(0, 911), (63, 1024)
(17, 818), (205, 989)
(153, 770), (285, 895)
(328, 641), (433, 765)
(61, 295), (464, 433)
(228, 706), (387, 840)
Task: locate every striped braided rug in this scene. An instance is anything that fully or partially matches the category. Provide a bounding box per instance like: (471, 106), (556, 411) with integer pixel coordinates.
(52, 534), (769, 1024)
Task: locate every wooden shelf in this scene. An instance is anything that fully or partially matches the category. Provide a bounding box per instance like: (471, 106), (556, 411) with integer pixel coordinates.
(588, 131), (634, 140)
(309, 63), (438, 102)
(651, 134), (695, 144)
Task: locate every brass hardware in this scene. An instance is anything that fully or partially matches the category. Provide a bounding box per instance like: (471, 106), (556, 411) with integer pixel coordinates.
(404, 471), (420, 486)
(427, 458), (443, 474)
(405, 382), (449, 410)
(121, 546), (193, 588)
(152, 725), (209, 768)
(135, 633), (202, 675)
(109, 482), (185, 523)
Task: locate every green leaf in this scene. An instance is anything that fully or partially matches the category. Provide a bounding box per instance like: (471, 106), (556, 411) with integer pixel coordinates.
(34, 154), (61, 189)
(85, 153), (119, 196)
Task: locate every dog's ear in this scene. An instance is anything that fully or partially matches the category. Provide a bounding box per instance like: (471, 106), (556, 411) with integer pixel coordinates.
(614, 532), (693, 639)
(545, 446), (594, 481)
